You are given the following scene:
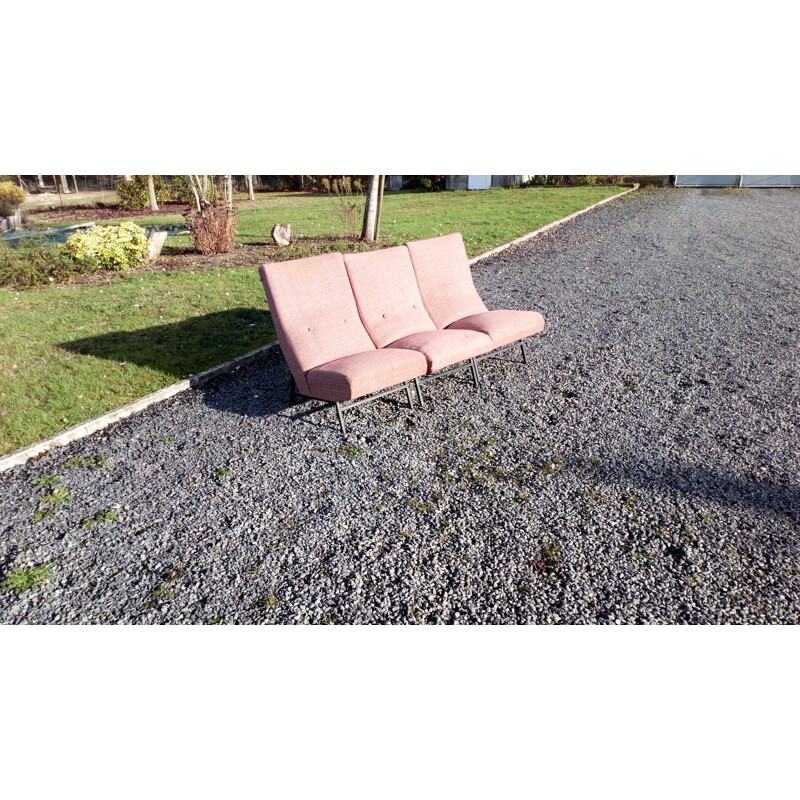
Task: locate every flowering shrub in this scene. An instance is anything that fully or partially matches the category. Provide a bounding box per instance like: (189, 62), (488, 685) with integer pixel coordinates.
(0, 181), (26, 216)
(65, 222), (149, 269)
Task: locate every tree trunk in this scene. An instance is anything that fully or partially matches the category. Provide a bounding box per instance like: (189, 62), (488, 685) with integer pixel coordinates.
(246, 175), (255, 201)
(72, 175), (80, 193)
(37, 175), (44, 188)
(361, 175), (380, 242)
(147, 175), (159, 212)
(187, 175), (202, 213)
(374, 175), (386, 240)
(59, 175), (71, 194)
(224, 175), (234, 210)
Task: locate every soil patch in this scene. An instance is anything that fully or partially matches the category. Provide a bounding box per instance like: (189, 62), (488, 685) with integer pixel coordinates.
(28, 204), (190, 224)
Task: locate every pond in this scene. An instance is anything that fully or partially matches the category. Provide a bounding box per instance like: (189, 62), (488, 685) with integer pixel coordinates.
(0, 222), (188, 248)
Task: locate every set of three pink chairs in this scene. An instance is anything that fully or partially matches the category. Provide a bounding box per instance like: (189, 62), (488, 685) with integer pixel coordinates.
(258, 232), (545, 435)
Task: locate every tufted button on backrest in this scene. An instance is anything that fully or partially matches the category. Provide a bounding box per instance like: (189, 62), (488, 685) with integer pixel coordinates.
(344, 246), (436, 348)
(258, 252), (376, 397)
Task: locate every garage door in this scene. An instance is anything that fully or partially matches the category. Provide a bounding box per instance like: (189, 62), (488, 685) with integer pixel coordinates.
(675, 175), (800, 187)
(466, 175), (492, 190)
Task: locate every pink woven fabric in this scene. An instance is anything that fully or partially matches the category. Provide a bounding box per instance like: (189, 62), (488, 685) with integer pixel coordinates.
(405, 232), (487, 329)
(306, 348), (428, 402)
(344, 246), (436, 348)
(259, 254), (375, 396)
(448, 309), (546, 348)
(388, 329), (492, 373)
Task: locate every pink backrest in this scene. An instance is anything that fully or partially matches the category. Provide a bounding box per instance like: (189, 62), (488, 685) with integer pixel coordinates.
(405, 232), (487, 329)
(343, 246), (437, 348)
(259, 253), (375, 396)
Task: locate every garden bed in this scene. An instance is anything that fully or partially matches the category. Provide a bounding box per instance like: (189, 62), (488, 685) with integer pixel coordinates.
(26, 203), (190, 225)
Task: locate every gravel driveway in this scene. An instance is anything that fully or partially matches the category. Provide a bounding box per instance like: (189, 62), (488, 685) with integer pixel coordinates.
(2, 188), (798, 624)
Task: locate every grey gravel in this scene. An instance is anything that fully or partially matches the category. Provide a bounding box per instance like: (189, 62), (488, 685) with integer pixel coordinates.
(1, 188), (798, 624)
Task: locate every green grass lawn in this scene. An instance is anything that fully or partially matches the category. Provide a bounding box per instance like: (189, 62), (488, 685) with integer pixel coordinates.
(1, 186), (625, 454)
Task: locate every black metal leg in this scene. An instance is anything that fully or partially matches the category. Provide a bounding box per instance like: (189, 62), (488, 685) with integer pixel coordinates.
(521, 341), (529, 365)
(289, 374), (297, 404)
(414, 377), (425, 409)
(470, 358), (480, 388)
(405, 383), (414, 408)
(335, 402), (347, 436)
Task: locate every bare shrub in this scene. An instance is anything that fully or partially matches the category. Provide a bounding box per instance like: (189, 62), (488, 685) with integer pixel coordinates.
(185, 204), (238, 254)
(321, 176), (364, 239)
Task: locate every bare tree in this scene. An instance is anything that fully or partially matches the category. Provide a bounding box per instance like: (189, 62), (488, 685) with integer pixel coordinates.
(361, 175), (381, 242)
(225, 175), (234, 210)
(187, 175), (214, 212)
(245, 175), (255, 201)
(147, 175), (159, 212)
(187, 175), (204, 213)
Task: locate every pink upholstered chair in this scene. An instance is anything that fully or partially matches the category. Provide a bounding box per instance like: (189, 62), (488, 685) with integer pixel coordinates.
(405, 232), (545, 373)
(259, 252), (427, 434)
(343, 246), (493, 401)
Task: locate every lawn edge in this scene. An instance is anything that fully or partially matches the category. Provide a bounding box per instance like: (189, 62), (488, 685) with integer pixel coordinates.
(468, 183), (638, 265)
(0, 184), (638, 472)
(0, 342), (279, 472)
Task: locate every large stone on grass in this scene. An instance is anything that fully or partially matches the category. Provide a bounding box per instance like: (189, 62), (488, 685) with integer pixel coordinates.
(147, 231), (169, 261)
(271, 224), (292, 247)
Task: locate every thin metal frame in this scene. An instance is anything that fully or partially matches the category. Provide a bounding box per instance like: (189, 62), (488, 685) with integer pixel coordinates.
(289, 375), (416, 436)
(286, 338), (531, 436)
(414, 340), (529, 406)
(475, 339), (528, 367)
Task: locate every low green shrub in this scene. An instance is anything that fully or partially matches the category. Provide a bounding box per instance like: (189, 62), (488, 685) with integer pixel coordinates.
(0, 238), (96, 289)
(0, 180), (26, 216)
(305, 175), (369, 193)
(405, 175), (445, 191)
(115, 176), (164, 210)
(522, 175), (621, 188)
(64, 222), (149, 269)
(115, 176), (193, 210)
(166, 175), (194, 204)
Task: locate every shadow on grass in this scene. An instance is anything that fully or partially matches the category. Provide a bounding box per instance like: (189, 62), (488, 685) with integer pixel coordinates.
(59, 308), (276, 380)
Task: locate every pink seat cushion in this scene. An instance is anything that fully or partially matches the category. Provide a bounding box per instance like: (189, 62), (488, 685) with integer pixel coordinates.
(344, 247), (436, 348)
(306, 348), (427, 403)
(448, 309), (546, 348)
(405, 232), (487, 329)
(259, 253), (375, 396)
(387, 329), (492, 373)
